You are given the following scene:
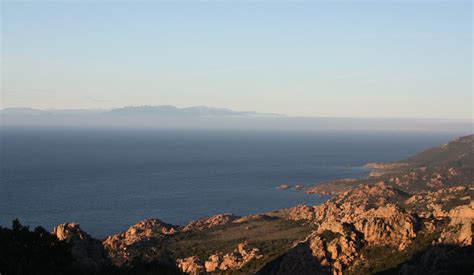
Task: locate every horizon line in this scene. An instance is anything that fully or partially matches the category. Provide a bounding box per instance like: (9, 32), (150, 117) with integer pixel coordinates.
(1, 105), (472, 122)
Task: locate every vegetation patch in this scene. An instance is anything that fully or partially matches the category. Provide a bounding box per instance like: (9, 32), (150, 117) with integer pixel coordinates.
(167, 218), (312, 262)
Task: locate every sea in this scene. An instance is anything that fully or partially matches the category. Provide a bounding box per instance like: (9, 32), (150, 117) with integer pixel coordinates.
(0, 127), (461, 238)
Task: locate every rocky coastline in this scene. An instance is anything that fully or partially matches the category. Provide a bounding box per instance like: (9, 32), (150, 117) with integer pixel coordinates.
(1, 135), (473, 274)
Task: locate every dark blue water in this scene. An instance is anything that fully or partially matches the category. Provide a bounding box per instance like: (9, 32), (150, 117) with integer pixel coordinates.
(0, 127), (459, 238)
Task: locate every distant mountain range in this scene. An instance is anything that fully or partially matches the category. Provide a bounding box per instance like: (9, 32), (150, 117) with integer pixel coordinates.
(1, 106), (471, 132)
(0, 106), (284, 117)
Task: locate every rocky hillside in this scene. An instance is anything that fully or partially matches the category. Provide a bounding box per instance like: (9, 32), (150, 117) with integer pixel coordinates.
(2, 135), (473, 274)
(309, 134), (474, 194)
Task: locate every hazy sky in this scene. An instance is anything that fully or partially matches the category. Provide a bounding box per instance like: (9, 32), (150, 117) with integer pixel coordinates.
(1, 1), (472, 119)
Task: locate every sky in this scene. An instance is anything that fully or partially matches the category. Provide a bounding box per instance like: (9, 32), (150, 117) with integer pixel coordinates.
(1, 0), (472, 119)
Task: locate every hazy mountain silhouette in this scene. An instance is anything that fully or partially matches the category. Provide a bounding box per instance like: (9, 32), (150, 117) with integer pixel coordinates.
(0, 105), (282, 117)
(0, 105), (470, 133)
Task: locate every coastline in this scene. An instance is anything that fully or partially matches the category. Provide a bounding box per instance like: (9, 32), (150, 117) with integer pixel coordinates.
(2, 134), (473, 275)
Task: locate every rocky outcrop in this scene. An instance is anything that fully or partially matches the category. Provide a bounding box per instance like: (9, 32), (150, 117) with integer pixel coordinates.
(258, 230), (361, 275)
(405, 185), (473, 218)
(204, 242), (263, 272)
(290, 182), (410, 223)
(265, 183), (422, 274)
(335, 181), (409, 208)
(438, 201), (474, 246)
(176, 242), (263, 274)
(398, 201), (474, 275)
(183, 213), (240, 231)
(348, 204), (419, 250)
(398, 200), (474, 275)
(53, 223), (107, 268)
(177, 256), (205, 275)
(288, 204), (320, 221)
(316, 222), (365, 273)
(103, 219), (177, 250)
(102, 219), (178, 266)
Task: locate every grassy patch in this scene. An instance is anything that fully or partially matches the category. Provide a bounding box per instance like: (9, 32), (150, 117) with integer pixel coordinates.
(165, 217), (312, 270)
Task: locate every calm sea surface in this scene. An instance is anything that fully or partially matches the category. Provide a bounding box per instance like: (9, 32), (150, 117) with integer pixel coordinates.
(0, 127), (459, 237)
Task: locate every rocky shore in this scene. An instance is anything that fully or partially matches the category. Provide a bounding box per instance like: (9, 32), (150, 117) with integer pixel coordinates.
(2, 135), (473, 274)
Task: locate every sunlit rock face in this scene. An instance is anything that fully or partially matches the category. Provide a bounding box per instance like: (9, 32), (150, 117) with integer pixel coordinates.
(176, 242), (263, 274)
(349, 204), (419, 250)
(102, 219), (178, 266)
(261, 177), (432, 274)
(177, 256), (205, 275)
(261, 189), (421, 275)
(103, 219), (177, 249)
(207, 242), (263, 272)
(439, 201), (474, 246)
(53, 223), (107, 267)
